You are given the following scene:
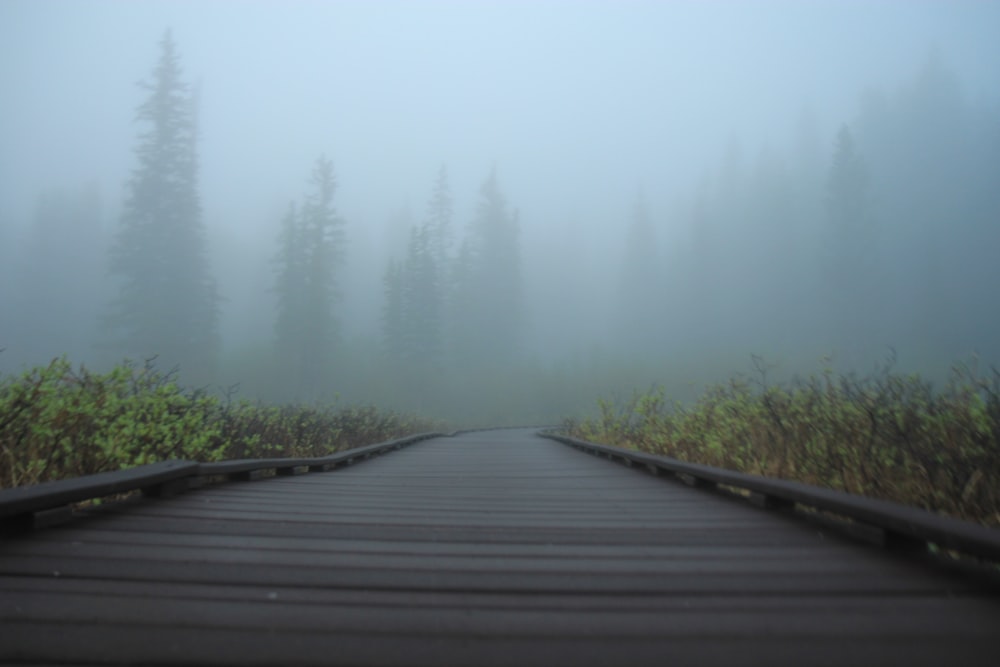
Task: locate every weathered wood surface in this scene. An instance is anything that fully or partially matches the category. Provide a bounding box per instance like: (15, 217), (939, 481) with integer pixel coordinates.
(0, 432), (444, 526)
(1, 428), (998, 666)
(0, 460), (200, 520)
(544, 431), (1000, 560)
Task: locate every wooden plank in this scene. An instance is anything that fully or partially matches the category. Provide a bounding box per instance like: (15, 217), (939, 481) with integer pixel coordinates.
(44, 509), (828, 546)
(4, 554), (962, 595)
(195, 431), (444, 479)
(0, 576), (994, 617)
(1, 428), (998, 666)
(544, 432), (1000, 560)
(0, 540), (936, 578)
(4, 589), (999, 637)
(4, 622), (997, 667)
(0, 432), (445, 532)
(0, 460), (199, 521)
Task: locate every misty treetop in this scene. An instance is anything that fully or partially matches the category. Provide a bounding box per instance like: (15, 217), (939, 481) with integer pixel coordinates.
(425, 164), (454, 270)
(381, 165), (522, 388)
(273, 155), (347, 401)
(616, 189), (660, 356)
(104, 30), (219, 378)
(823, 124), (874, 364)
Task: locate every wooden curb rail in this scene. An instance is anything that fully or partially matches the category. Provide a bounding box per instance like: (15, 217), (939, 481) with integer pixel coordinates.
(540, 431), (1000, 563)
(0, 431), (446, 533)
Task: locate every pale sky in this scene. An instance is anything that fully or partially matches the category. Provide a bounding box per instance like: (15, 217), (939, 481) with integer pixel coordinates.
(3, 1), (998, 227)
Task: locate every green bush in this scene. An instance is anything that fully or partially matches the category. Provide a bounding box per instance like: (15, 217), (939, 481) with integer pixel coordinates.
(566, 357), (1000, 527)
(0, 357), (441, 489)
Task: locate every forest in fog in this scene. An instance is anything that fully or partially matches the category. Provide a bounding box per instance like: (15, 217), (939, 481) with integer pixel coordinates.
(1, 2), (999, 425)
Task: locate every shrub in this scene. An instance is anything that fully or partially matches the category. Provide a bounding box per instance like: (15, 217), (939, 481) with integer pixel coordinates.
(566, 357), (1000, 527)
(0, 357), (441, 489)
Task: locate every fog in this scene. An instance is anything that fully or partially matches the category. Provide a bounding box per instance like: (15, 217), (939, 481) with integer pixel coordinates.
(2, 1), (999, 424)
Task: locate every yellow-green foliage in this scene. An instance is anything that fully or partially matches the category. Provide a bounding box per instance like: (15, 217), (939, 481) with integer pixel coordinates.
(0, 357), (441, 489)
(567, 359), (1000, 527)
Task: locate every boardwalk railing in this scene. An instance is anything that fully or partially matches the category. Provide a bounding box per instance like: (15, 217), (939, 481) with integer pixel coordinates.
(0, 431), (445, 534)
(5, 427), (999, 566)
(541, 431), (1000, 564)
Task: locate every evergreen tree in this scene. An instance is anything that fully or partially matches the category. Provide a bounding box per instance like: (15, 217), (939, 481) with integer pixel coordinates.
(380, 222), (442, 371)
(686, 187), (717, 346)
(425, 164), (453, 270)
(272, 202), (306, 373)
(824, 124), (873, 363)
(826, 126), (870, 255)
(401, 223), (442, 366)
(272, 156), (346, 398)
(105, 30), (218, 377)
(448, 238), (478, 365)
(459, 167), (522, 364)
(381, 259), (405, 363)
(616, 189), (659, 356)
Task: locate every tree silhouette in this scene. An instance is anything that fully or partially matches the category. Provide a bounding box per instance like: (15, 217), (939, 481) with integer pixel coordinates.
(272, 156), (346, 398)
(105, 30), (218, 377)
(456, 167), (522, 365)
(381, 258), (405, 364)
(824, 124), (873, 363)
(616, 189), (660, 356)
(425, 164), (453, 271)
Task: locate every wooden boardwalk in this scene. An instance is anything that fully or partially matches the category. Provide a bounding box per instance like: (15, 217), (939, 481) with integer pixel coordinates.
(1, 428), (998, 665)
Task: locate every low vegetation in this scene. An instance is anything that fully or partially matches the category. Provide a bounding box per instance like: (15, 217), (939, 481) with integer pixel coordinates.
(0, 357), (442, 490)
(566, 356), (1000, 527)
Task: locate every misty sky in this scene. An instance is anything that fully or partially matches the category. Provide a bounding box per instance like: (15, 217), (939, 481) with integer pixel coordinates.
(4, 1), (998, 222)
(2, 0), (1000, 352)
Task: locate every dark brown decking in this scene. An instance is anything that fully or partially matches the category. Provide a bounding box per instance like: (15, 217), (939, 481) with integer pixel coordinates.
(1, 428), (998, 665)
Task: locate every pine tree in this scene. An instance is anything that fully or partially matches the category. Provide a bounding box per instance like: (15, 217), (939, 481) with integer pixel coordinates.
(272, 202), (306, 373)
(105, 30), (218, 377)
(826, 126), (870, 253)
(272, 156), (346, 398)
(616, 189), (659, 356)
(461, 167), (522, 364)
(425, 164), (453, 270)
(402, 223), (442, 366)
(381, 224), (441, 369)
(448, 238), (478, 366)
(381, 259), (405, 363)
(824, 124), (873, 364)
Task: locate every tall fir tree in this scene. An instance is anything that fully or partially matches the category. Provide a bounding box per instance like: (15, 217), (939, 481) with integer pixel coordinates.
(824, 124), (874, 364)
(826, 126), (870, 257)
(404, 223), (442, 365)
(425, 164), (453, 270)
(272, 202), (306, 373)
(105, 30), (218, 377)
(457, 167), (522, 365)
(381, 258), (405, 364)
(616, 189), (659, 356)
(382, 166), (465, 374)
(273, 156), (346, 399)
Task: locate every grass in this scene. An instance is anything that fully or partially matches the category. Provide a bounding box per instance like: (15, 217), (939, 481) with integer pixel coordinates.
(0, 356), (443, 490)
(564, 355), (1000, 528)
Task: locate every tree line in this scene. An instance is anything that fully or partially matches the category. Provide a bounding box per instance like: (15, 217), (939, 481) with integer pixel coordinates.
(2, 33), (998, 421)
(3, 31), (525, 403)
(613, 50), (999, 378)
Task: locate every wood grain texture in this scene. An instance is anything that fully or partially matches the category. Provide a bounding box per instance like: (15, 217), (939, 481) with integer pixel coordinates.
(544, 432), (1000, 559)
(1, 428), (998, 666)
